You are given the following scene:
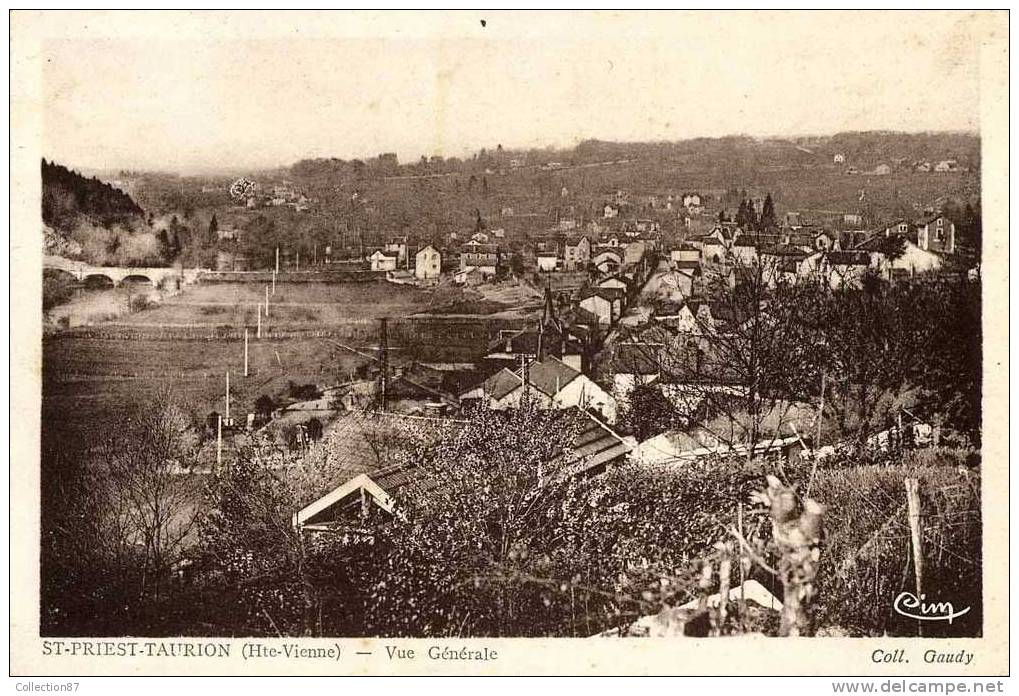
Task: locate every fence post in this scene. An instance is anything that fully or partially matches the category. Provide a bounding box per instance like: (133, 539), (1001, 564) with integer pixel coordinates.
(904, 477), (925, 636)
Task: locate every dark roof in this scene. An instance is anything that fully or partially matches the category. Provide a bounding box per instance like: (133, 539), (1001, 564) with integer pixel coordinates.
(613, 342), (662, 376)
(673, 260), (702, 271)
(462, 244), (499, 254)
(826, 250), (871, 266)
(916, 212), (947, 225)
(524, 356), (581, 396)
(485, 324), (566, 357)
(568, 410), (631, 475)
(482, 368), (524, 400)
(579, 286), (625, 302)
(760, 243), (808, 258)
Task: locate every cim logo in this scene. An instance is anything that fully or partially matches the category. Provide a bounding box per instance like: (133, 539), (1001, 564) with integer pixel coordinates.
(893, 592), (971, 624)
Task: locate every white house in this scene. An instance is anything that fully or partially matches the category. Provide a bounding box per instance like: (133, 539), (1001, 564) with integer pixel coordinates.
(670, 243), (700, 264)
(384, 239), (408, 265)
(462, 357), (618, 423)
(597, 275), (629, 293)
(414, 245), (442, 280)
(798, 250), (871, 289)
(578, 288), (623, 325)
(915, 213), (956, 254)
(536, 252), (560, 272)
(369, 250), (399, 272)
(856, 236), (944, 279)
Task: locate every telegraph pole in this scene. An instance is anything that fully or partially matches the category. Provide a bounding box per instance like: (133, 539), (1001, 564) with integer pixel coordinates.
(225, 371), (231, 424)
(379, 317), (389, 412)
(244, 329), (249, 377)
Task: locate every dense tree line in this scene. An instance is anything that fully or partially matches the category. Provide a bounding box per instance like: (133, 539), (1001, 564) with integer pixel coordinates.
(42, 159), (144, 231)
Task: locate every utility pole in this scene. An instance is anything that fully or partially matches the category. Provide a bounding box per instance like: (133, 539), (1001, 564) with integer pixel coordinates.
(256, 306), (261, 338)
(244, 329), (249, 377)
(216, 414), (223, 468)
(816, 372), (826, 451)
(275, 246), (280, 274)
(379, 317), (389, 412)
(265, 286), (269, 317)
(272, 269), (276, 295)
(905, 477), (925, 636)
(225, 371), (231, 425)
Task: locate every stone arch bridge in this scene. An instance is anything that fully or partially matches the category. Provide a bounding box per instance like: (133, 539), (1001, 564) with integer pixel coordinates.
(43, 255), (205, 288)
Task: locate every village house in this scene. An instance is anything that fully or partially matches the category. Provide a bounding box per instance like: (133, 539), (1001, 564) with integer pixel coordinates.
(536, 251), (561, 272)
(650, 264), (700, 302)
(578, 287), (624, 325)
(855, 235), (944, 279)
(670, 243), (700, 265)
(609, 341), (663, 405)
(682, 192), (703, 209)
(384, 237), (408, 265)
(915, 213), (956, 254)
(833, 153), (846, 164)
(592, 248), (624, 274)
(414, 245), (442, 280)
(459, 243), (500, 278)
(563, 235), (592, 270)
(293, 408), (631, 534)
(729, 238), (759, 265)
(461, 356), (618, 424)
(699, 237), (727, 264)
(483, 310), (585, 372)
(453, 266), (484, 286)
(759, 244), (809, 286)
(883, 219), (913, 238)
(813, 229), (841, 251)
(623, 240), (648, 267)
(603, 203), (620, 219)
(798, 250), (871, 289)
(368, 250), (399, 272)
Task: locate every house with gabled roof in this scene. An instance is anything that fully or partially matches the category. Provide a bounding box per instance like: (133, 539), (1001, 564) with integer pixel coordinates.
(915, 212), (956, 254)
(460, 356), (617, 423)
(293, 409), (630, 533)
(670, 243), (701, 265)
(854, 234), (944, 279)
(798, 250), (871, 289)
(578, 286), (625, 325)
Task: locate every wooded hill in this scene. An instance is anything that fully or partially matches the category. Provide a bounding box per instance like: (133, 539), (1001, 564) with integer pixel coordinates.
(42, 159), (144, 232)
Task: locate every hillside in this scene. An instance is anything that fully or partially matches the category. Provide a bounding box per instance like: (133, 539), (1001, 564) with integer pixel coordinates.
(42, 159), (145, 232)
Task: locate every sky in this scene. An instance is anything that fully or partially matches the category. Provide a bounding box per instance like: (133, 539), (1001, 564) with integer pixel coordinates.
(37, 11), (990, 174)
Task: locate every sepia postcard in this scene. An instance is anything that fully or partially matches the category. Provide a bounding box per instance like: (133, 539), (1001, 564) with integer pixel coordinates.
(9, 10), (1010, 678)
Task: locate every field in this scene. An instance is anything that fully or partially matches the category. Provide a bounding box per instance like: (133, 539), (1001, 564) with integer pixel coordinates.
(42, 334), (370, 443)
(116, 280), (463, 327)
(42, 278), (542, 447)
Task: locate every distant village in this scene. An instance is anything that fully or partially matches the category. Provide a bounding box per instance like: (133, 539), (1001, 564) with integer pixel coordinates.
(199, 182), (976, 531)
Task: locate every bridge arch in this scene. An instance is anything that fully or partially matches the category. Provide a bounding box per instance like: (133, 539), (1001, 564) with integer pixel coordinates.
(83, 273), (116, 289)
(121, 274), (156, 287)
